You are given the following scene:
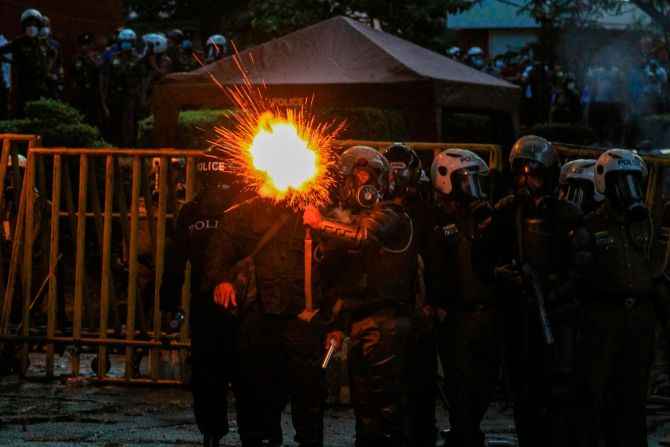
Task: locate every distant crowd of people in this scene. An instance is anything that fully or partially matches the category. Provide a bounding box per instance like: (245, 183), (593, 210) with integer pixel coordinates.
(448, 42), (669, 145)
(0, 8), (228, 147)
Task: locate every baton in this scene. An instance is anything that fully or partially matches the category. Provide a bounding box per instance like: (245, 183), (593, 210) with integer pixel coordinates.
(321, 338), (336, 369)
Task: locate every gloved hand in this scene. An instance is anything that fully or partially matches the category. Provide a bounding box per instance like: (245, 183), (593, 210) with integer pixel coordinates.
(494, 263), (523, 286)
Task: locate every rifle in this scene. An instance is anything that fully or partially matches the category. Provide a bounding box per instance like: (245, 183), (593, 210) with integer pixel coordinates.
(519, 262), (555, 345)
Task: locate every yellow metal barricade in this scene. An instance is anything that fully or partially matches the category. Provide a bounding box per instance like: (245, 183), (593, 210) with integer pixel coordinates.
(0, 146), (200, 385)
(7, 137), (670, 387)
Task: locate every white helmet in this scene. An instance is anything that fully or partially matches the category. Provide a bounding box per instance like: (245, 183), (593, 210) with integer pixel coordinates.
(431, 148), (489, 196)
(207, 34), (227, 47)
(594, 149), (647, 195)
(559, 159), (604, 209)
(118, 28), (137, 43)
(447, 46), (461, 57)
(143, 33), (168, 54)
(467, 46), (484, 57)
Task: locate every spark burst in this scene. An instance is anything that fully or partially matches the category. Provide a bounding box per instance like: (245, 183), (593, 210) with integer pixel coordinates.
(207, 46), (345, 210)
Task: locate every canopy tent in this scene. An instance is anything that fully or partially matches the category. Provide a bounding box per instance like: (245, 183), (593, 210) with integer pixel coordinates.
(153, 15), (519, 147)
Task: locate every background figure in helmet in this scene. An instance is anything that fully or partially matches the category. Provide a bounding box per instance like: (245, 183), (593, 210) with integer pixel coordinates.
(160, 151), (240, 447)
(0, 8), (58, 117)
(204, 174), (327, 447)
(574, 149), (668, 447)
(69, 32), (102, 127)
(205, 34), (227, 64)
(465, 47), (485, 70)
(304, 146), (417, 447)
(39, 15), (62, 98)
(558, 159), (604, 215)
(447, 46), (462, 62)
(141, 33), (172, 113)
(101, 28), (146, 147)
(167, 29), (199, 72)
(550, 72), (582, 124)
(383, 143), (440, 447)
(431, 149), (501, 447)
(480, 135), (584, 447)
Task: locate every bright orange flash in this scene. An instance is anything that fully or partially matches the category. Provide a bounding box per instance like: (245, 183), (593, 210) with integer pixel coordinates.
(208, 45), (345, 210)
(249, 113), (318, 196)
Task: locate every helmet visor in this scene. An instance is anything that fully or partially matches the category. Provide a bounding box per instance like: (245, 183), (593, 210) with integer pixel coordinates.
(453, 169), (484, 202)
(611, 172), (643, 203)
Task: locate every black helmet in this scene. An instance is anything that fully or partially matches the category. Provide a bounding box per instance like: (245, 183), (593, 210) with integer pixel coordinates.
(382, 143), (421, 199)
(338, 146), (390, 209)
(167, 29), (184, 44)
(20, 8), (42, 28)
(509, 135), (561, 199)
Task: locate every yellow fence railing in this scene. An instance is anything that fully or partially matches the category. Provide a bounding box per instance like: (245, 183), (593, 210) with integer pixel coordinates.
(1, 137), (669, 386)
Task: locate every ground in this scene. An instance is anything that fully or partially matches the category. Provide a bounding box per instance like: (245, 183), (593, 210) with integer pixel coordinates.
(0, 353), (669, 446)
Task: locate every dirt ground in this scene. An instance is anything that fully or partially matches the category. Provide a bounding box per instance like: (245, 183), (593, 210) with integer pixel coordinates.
(0, 352), (669, 446)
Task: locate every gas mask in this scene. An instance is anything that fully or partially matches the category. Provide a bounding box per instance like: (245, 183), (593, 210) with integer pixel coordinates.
(25, 26), (39, 38)
(512, 169), (555, 213)
(39, 26), (50, 38)
(340, 167), (381, 209)
(607, 172), (648, 221)
(472, 57), (484, 69)
(120, 41), (133, 52)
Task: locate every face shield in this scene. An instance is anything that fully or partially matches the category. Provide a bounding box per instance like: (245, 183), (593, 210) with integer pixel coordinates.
(559, 179), (597, 212)
(452, 168), (491, 221)
(608, 171), (647, 220)
(452, 168), (484, 202)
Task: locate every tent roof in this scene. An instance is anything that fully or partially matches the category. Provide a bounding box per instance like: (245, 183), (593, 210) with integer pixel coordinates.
(153, 16), (518, 146)
(158, 15), (517, 99)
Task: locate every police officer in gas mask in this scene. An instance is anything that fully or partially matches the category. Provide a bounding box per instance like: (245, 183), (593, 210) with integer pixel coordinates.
(480, 135), (584, 447)
(304, 146), (417, 447)
(160, 150), (239, 447)
(558, 159), (605, 214)
(573, 149), (668, 447)
(431, 149), (500, 447)
(383, 143), (440, 447)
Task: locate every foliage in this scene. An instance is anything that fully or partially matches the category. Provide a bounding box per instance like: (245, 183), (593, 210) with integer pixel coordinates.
(530, 122), (599, 145)
(0, 99), (108, 147)
(138, 107), (411, 148)
(124, 0), (479, 53)
(314, 107), (410, 141)
(138, 109), (235, 148)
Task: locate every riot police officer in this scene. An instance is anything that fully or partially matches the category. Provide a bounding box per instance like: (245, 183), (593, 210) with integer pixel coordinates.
(101, 28), (145, 147)
(0, 8), (57, 117)
(205, 186), (327, 447)
(482, 135), (583, 447)
(205, 34), (227, 64)
(69, 32), (102, 126)
(383, 142), (440, 447)
(431, 149), (500, 447)
(574, 149), (666, 447)
(558, 159), (604, 214)
(304, 146), (416, 447)
(160, 151), (238, 447)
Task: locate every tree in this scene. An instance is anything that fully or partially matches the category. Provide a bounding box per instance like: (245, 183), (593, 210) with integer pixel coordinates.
(124, 0), (480, 53)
